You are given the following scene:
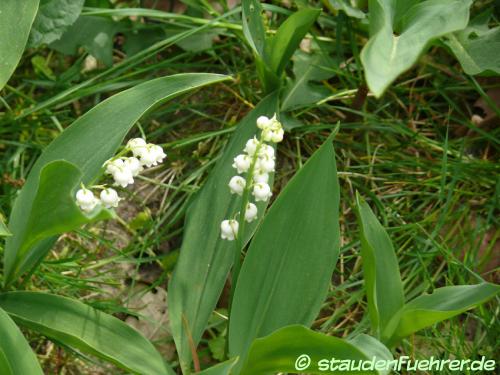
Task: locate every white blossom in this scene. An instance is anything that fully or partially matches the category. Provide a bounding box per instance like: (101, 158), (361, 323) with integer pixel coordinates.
(270, 128), (284, 143)
(220, 219), (239, 241)
(256, 115), (272, 130)
(244, 137), (260, 156)
(76, 188), (99, 212)
(256, 156), (275, 173)
(151, 144), (167, 164)
(123, 157), (143, 176)
(139, 145), (159, 167)
(112, 166), (134, 187)
(244, 203), (258, 222)
(100, 188), (121, 208)
(258, 144), (275, 160)
(104, 158), (124, 175)
(228, 176), (246, 195)
(253, 170), (269, 183)
(127, 138), (147, 157)
(253, 182), (272, 202)
(232, 154), (251, 173)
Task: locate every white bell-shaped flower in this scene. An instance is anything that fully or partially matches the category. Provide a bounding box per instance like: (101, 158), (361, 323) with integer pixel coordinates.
(232, 154), (251, 173)
(152, 144), (167, 164)
(256, 156), (275, 173)
(258, 144), (275, 160)
(252, 182), (272, 202)
(228, 176), (246, 195)
(123, 157), (143, 176)
(256, 115), (272, 130)
(244, 137), (260, 156)
(104, 158), (124, 175)
(112, 166), (134, 188)
(100, 188), (121, 208)
(220, 219), (239, 241)
(253, 170), (269, 183)
(76, 188), (99, 212)
(127, 138), (147, 157)
(244, 203), (258, 222)
(139, 145), (159, 167)
(270, 128), (284, 143)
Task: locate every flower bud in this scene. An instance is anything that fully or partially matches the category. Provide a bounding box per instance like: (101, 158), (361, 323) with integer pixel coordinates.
(100, 188), (121, 208)
(228, 176), (246, 195)
(244, 137), (260, 156)
(252, 182), (272, 202)
(220, 219), (239, 240)
(256, 115), (272, 130)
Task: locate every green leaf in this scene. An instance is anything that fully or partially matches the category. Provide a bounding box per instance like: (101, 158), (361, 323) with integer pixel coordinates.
(3, 73), (229, 285)
(168, 93), (279, 373)
(0, 217), (11, 237)
(281, 50), (335, 111)
(354, 194), (404, 342)
(388, 283), (500, 345)
(0, 0), (39, 91)
(29, 0), (85, 47)
(50, 16), (124, 66)
(443, 12), (500, 75)
(0, 307), (43, 375)
(361, 0), (472, 97)
(329, 0), (366, 19)
(242, 0), (266, 56)
(266, 8), (321, 76)
(229, 136), (340, 368)
(6, 160), (113, 284)
(240, 325), (391, 375)
(198, 358), (239, 375)
(0, 292), (174, 375)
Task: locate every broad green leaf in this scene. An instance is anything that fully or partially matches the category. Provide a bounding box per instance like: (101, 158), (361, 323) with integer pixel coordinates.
(198, 358), (239, 375)
(0, 217), (11, 237)
(348, 334), (392, 375)
(168, 93), (279, 373)
(329, 0), (366, 19)
(240, 325), (390, 375)
(0, 0), (39, 91)
(355, 194), (404, 342)
(6, 160), (113, 284)
(443, 12), (500, 75)
(266, 8), (321, 76)
(0, 307), (43, 375)
(0, 292), (174, 375)
(229, 136), (340, 368)
(4, 73), (229, 285)
(242, 0), (266, 56)
(50, 16), (124, 66)
(282, 50), (336, 111)
(29, 0), (85, 47)
(388, 283), (500, 345)
(361, 0), (472, 97)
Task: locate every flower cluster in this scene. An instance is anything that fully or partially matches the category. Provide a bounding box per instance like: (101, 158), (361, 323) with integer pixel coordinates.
(220, 114), (284, 241)
(75, 138), (166, 213)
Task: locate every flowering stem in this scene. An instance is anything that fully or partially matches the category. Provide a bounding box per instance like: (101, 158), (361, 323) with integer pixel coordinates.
(228, 138), (263, 309)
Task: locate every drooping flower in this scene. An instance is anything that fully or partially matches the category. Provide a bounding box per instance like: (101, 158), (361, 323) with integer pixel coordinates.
(244, 203), (258, 222)
(220, 219), (239, 241)
(232, 154), (251, 173)
(244, 137), (260, 156)
(256, 156), (275, 173)
(253, 169), (269, 183)
(228, 176), (246, 195)
(104, 158), (125, 175)
(123, 157), (143, 176)
(252, 182), (272, 202)
(151, 144), (167, 164)
(256, 115), (272, 130)
(258, 144), (275, 160)
(112, 166), (134, 187)
(76, 188), (99, 212)
(127, 138), (147, 157)
(100, 188), (121, 208)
